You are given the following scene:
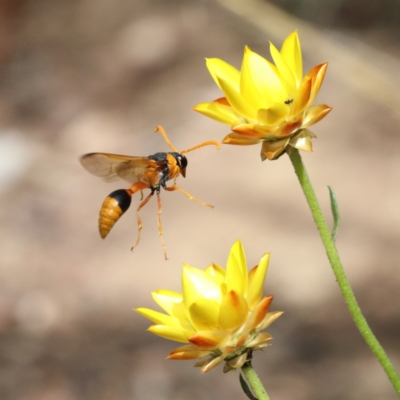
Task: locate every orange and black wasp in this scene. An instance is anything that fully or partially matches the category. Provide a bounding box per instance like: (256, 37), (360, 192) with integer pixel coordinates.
(80, 126), (220, 259)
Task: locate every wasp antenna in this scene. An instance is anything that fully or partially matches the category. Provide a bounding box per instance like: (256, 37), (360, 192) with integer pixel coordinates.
(181, 140), (221, 155)
(155, 125), (179, 152)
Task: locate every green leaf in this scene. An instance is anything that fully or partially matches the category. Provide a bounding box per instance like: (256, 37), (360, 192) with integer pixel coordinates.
(239, 374), (258, 400)
(328, 186), (340, 242)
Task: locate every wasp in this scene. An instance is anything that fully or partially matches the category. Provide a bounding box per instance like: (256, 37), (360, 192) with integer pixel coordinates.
(80, 126), (220, 259)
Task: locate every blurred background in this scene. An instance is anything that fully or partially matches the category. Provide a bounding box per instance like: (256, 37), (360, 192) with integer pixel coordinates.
(0, 0), (399, 399)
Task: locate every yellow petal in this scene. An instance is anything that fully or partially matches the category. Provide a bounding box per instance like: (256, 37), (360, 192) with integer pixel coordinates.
(274, 117), (303, 138)
(241, 46), (288, 106)
(151, 289), (186, 320)
(232, 124), (275, 138)
(257, 103), (289, 126)
(206, 262), (225, 278)
(269, 41), (296, 94)
(225, 240), (248, 296)
(135, 307), (181, 327)
(247, 332), (273, 348)
(148, 325), (193, 343)
(218, 290), (248, 332)
(194, 356), (213, 368)
(261, 138), (290, 160)
(206, 58), (240, 91)
(196, 355), (225, 373)
(306, 63), (328, 105)
(290, 136), (313, 152)
(246, 295), (273, 331)
(223, 133), (263, 145)
(167, 344), (210, 360)
(289, 129), (315, 152)
(240, 47), (269, 110)
(280, 31), (302, 88)
(205, 263), (226, 289)
(303, 104), (332, 127)
(188, 298), (220, 331)
(217, 75), (257, 120)
(193, 98), (238, 126)
(258, 311), (284, 331)
(247, 253), (270, 310)
(182, 264), (222, 308)
(189, 330), (227, 350)
(291, 75), (312, 116)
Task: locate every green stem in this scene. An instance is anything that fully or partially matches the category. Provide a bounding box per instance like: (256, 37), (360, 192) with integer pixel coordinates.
(288, 148), (400, 397)
(241, 362), (270, 400)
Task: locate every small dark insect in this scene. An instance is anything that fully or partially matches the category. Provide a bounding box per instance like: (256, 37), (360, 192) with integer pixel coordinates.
(284, 98), (293, 105)
(80, 126), (220, 259)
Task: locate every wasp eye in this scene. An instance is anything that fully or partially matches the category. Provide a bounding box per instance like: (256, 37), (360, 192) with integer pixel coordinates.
(175, 154), (188, 170)
(180, 155), (188, 169)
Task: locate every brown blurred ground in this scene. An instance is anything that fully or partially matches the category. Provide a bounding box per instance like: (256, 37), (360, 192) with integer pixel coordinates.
(0, 0), (399, 399)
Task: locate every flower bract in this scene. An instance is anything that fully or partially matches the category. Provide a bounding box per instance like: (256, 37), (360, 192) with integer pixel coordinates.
(193, 31), (332, 160)
(135, 240), (283, 373)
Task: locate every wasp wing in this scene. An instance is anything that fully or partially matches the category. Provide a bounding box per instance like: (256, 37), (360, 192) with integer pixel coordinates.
(80, 153), (153, 184)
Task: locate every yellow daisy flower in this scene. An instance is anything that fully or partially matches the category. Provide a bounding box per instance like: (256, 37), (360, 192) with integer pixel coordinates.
(136, 241), (283, 373)
(194, 31), (332, 160)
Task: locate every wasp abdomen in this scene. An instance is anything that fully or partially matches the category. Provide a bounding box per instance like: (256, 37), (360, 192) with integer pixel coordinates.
(99, 189), (132, 238)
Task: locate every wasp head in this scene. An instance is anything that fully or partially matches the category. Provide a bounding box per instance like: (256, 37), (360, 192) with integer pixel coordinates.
(173, 153), (188, 178)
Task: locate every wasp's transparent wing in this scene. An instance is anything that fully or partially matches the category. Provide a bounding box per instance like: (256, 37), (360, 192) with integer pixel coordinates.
(80, 153), (151, 183)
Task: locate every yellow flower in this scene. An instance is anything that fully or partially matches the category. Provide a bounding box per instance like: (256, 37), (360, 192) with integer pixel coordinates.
(135, 241), (283, 373)
(193, 31), (332, 161)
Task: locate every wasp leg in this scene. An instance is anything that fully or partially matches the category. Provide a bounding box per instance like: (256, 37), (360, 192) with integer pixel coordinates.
(129, 182), (152, 252)
(165, 185), (214, 208)
(131, 192), (153, 252)
(156, 192), (168, 260)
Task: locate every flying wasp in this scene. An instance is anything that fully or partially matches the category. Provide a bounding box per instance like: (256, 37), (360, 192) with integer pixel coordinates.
(80, 126), (220, 259)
